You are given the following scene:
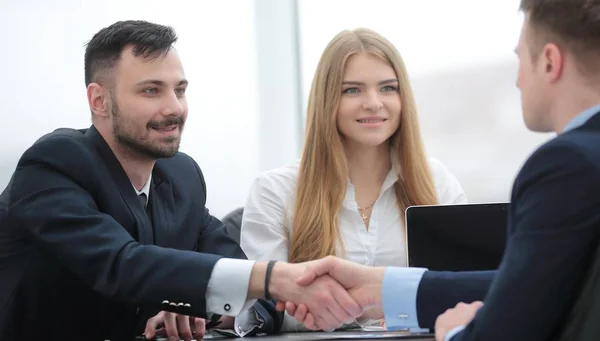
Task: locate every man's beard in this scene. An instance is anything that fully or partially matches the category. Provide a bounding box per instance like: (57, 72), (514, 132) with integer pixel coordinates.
(111, 101), (184, 159)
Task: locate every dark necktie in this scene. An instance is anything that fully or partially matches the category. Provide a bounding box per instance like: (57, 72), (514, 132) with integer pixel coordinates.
(137, 193), (154, 244)
(138, 193), (147, 208)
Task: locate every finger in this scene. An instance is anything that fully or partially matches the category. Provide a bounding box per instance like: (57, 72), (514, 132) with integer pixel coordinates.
(194, 318), (206, 339)
(303, 313), (318, 330)
(314, 285), (352, 327)
(295, 267), (319, 286)
(285, 301), (298, 316)
(326, 307), (344, 329)
(315, 311), (341, 331)
(296, 257), (337, 286)
(163, 312), (178, 340)
(472, 301), (484, 309)
(275, 301), (286, 311)
(293, 304), (308, 322)
(329, 280), (362, 318)
(177, 314), (193, 341)
(311, 301), (343, 331)
(154, 328), (167, 336)
(144, 312), (165, 339)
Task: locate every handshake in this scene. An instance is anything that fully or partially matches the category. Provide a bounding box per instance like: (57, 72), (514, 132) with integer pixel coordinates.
(248, 256), (386, 331)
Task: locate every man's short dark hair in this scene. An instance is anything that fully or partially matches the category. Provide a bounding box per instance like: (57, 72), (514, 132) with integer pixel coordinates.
(519, 0), (600, 68)
(84, 20), (178, 87)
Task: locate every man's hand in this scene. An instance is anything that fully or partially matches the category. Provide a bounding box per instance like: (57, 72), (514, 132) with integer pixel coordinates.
(144, 311), (205, 341)
(247, 259), (364, 331)
(276, 256), (386, 329)
(434, 301), (483, 341)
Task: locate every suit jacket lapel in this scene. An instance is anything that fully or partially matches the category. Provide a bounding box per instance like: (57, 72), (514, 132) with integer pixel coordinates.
(84, 126), (154, 245)
(149, 167), (178, 247)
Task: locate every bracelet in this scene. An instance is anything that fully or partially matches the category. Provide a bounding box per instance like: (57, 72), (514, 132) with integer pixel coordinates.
(264, 260), (277, 300)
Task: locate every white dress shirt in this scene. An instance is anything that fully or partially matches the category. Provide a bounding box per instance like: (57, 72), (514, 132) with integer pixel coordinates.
(239, 157), (467, 331)
(132, 174), (152, 205)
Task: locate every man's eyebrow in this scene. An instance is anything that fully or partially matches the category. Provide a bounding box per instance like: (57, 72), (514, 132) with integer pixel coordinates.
(135, 79), (188, 86)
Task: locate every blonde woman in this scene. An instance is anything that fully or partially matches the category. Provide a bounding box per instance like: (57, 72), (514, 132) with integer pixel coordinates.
(240, 28), (466, 331)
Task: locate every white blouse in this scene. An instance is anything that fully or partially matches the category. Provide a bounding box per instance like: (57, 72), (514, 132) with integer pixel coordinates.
(240, 157), (468, 268)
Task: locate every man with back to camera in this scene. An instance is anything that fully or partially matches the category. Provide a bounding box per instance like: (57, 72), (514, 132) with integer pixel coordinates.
(277, 0), (600, 340)
(0, 20), (365, 340)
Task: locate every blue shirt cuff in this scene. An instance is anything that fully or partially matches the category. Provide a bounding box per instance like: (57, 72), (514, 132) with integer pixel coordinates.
(382, 267), (427, 330)
(444, 325), (466, 341)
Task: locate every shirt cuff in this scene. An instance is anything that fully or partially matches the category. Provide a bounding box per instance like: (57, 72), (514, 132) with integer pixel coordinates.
(444, 325), (466, 341)
(233, 306), (263, 337)
(382, 267), (427, 330)
(206, 258), (256, 316)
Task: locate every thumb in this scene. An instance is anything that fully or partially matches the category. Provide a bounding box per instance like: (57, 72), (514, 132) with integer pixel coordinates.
(144, 312), (164, 339)
(296, 256), (336, 286)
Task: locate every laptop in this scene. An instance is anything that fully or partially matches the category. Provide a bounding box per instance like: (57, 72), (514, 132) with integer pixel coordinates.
(405, 203), (509, 271)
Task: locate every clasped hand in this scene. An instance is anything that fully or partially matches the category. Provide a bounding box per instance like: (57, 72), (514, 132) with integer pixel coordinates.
(271, 256), (384, 331)
(143, 311), (233, 341)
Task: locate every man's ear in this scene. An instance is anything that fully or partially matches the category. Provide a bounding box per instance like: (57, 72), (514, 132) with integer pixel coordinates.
(87, 83), (110, 118)
(542, 42), (565, 84)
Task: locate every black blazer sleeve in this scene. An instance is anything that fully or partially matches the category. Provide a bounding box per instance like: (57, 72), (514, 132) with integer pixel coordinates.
(416, 270), (495, 329)
(452, 141), (600, 341)
(6, 134), (223, 318)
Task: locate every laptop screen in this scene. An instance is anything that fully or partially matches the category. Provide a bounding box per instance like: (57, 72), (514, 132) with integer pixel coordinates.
(405, 203), (508, 271)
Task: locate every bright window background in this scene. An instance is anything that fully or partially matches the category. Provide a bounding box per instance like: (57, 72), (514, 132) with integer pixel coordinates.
(0, 0), (555, 217)
(0, 0), (266, 217)
(297, 0), (553, 203)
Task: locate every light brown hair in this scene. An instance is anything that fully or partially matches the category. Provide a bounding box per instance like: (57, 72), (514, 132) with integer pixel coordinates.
(288, 28), (438, 263)
(520, 0), (600, 72)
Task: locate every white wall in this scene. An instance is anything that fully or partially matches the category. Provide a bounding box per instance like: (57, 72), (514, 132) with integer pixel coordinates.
(297, 0), (554, 203)
(0, 0), (559, 217)
(254, 0), (304, 171)
(0, 0), (302, 218)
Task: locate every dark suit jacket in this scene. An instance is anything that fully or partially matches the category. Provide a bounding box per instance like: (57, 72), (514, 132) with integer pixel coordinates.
(429, 112), (600, 340)
(0, 126), (247, 340)
(556, 237), (600, 341)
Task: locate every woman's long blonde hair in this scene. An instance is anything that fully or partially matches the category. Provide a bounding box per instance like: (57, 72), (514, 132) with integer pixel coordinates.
(288, 28), (438, 263)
